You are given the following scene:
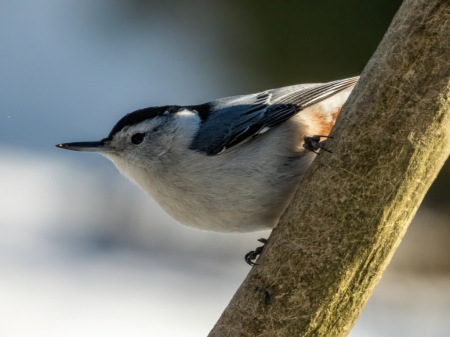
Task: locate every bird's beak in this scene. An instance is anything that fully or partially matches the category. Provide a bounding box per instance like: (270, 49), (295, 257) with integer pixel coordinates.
(55, 141), (112, 153)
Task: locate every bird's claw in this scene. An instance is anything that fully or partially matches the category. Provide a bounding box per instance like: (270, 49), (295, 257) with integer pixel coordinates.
(303, 135), (333, 154)
(245, 238), (268, 266)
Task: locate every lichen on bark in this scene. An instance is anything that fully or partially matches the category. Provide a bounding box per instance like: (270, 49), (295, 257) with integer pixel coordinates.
(209, 1), (450, 336)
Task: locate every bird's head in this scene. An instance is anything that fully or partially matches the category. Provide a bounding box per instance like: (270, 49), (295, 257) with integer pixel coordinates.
(56, 106), (202, 171)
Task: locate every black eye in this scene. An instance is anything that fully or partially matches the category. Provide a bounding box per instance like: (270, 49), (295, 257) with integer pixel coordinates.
(131, 133), (145, 145)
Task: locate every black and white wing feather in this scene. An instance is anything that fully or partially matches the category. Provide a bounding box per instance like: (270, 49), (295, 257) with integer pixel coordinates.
(190, 76), (358, 155)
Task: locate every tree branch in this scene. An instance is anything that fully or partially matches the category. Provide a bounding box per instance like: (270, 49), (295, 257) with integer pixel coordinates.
(209, 0), (450, 336)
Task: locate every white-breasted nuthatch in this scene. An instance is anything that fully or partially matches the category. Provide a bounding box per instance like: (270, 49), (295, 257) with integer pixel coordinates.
(57, 77), (358, 264)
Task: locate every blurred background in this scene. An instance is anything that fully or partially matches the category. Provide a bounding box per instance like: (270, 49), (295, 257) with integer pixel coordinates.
(1, 1), (449, 336)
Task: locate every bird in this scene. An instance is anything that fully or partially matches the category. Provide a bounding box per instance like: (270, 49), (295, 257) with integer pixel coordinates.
(56, 76), (359, 264)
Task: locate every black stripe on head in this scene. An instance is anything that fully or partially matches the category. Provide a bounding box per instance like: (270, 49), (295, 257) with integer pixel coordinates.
(105, 105), (180, 141)
(103, 103), (212, 142)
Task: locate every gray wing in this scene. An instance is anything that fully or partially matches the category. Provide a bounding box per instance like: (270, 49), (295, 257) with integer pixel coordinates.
(190, 77), (359, 155)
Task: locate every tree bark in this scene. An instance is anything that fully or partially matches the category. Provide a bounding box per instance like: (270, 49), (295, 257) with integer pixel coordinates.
(209, 1), (450, 336)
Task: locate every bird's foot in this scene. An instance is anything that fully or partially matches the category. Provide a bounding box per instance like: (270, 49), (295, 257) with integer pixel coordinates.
(245, 238), (268, 266)
(303, 135), (333, 154)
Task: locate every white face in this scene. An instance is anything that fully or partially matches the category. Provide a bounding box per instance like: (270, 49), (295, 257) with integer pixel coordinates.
(102, 116), (176, 169)
(102, 109), (201, 173)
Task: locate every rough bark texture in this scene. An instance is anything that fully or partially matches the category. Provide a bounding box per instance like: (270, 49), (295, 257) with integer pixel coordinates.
(209, 1), (450, 336)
